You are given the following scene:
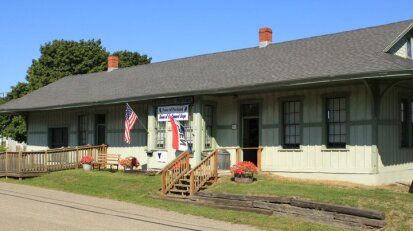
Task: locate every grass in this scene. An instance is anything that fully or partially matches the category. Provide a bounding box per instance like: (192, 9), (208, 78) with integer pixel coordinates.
(1, 170), (412, 230)
(209, 174), (413, 231)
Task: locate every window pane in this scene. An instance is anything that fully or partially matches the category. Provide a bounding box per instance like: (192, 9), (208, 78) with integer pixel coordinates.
(294, 113), (300, 123)
(78, 115), (88, 145)
(295, 102), (300, 112)
(49, 127), (69, 148)
(339, 98), (346, 110)
(156, 121), (166, 148)
(285, 125), (291, 135)
(283, 101), (301, 149)
(95, 114), (105, 145)
(295, 126), (300, 136)
(340, 111), (346, 122)
(242, 104), (259, 117)
(326, 97), (347, 148)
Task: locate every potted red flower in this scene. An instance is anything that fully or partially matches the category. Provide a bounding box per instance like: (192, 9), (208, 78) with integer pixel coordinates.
(80, 156), (94, 171)
(120, 156), (140, 171)
(230, 161), (257, 183)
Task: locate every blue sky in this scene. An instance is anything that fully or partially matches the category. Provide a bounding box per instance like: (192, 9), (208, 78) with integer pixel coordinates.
(1, 0), (412, 94)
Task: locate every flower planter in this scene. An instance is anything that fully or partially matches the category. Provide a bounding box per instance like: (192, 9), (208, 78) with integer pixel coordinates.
(230, 161), (257, 184)
(120, 156), (140, 171)
(124, 166), (133, 171)
(82, 163), (92, 171)
(234, 174), (254, 183)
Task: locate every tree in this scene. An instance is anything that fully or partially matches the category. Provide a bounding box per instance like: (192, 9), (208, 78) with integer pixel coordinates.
(0, 115), (26, 142)
(6, 82), (29, 101)
(1, 39), (151, 142)
(112, 50), (151, 68)
(26, 39), (109, 91)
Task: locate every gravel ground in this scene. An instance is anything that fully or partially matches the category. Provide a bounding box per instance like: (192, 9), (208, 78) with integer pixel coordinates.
(0, 182), (259, 231)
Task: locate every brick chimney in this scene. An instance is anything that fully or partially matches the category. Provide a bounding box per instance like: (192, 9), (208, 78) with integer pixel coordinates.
(108, 55), (119, 72)
(259, 27), (272, 48)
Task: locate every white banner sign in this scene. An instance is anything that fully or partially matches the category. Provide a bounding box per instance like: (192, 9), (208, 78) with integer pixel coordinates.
(157, 105), (189, 121)
(156, 151), (167, 163)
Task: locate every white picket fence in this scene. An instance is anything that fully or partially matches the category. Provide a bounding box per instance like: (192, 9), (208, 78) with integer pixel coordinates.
(0, 137), (27, 152)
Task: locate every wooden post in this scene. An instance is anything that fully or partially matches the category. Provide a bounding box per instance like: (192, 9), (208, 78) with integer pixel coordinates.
(190, 172), (195, 196)
(87, 144), (91, 157)
(161, 171), (166, 195)
(5, 151), (8, 177)
(236, 148), (240, 163)
(213, 150), (218, 180)
(18, 151), (22, 175)
(75, 146), (79, 169)
(409, 180), (413, 194)
(257, 146), (262, 172)
(44, 150), (48, 172)
(186, 152), (190, 170)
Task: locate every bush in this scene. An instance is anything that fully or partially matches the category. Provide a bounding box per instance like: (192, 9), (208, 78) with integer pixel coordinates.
(0, 145), (6, 152)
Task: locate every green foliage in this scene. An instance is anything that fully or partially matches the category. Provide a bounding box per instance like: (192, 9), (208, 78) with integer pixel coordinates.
(6, 82), (29, 100)
(112, 50), (152, 68)
(0, 145), (6, 152)
(0, 115), (26, 142)
(26, 39), (108, 91)
(1, 39), (151, 142)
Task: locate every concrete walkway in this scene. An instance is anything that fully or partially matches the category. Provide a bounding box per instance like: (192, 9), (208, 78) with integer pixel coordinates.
(0, 182), (259, 231)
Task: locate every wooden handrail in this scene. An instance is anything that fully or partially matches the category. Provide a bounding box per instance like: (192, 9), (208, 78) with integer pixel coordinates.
(188, 149), (218, 196)
(0, 144), (108, 178)
(236, 146), (263, 172)
(160, 151), (190, 195)
(159, 151), (189, 174)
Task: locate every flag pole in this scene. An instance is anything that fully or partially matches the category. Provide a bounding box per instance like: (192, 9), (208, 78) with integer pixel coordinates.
(137, 117), (149, 133)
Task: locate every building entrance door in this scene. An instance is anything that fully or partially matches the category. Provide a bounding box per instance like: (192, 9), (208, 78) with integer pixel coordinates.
(241, 103), (259, 166)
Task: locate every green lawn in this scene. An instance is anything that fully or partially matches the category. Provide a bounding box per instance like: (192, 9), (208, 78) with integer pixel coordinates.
(2, 170), (412, 230)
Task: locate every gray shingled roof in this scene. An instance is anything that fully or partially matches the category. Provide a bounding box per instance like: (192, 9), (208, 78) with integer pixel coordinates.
(2, 20), (413, 112)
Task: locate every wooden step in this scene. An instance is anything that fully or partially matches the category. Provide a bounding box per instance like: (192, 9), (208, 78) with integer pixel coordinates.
(165, 193), (188, 199)
(168, 188), (190, 196)
(179, 178), (190, 183)
(174, 184), (190, 188)
(169, 188), (189, 193)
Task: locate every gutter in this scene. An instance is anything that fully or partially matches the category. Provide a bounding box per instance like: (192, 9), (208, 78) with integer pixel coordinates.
(1, 69), (413, 113)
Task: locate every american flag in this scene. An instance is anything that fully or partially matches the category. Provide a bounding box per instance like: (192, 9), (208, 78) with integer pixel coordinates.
(124, 103), (138, 144)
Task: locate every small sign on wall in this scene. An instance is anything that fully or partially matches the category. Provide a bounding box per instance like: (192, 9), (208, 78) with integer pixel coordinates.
(156, 151), (168, 163)
(157, 105), (189, 121)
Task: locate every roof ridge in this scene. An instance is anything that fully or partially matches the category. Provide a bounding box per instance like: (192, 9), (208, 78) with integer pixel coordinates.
(266, 18), (413, 48)
(116, 18), (413, 69)
(67, 18), (413, 78)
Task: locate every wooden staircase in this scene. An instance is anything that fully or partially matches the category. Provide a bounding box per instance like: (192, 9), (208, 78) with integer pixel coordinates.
(161, 150), (218, 197)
